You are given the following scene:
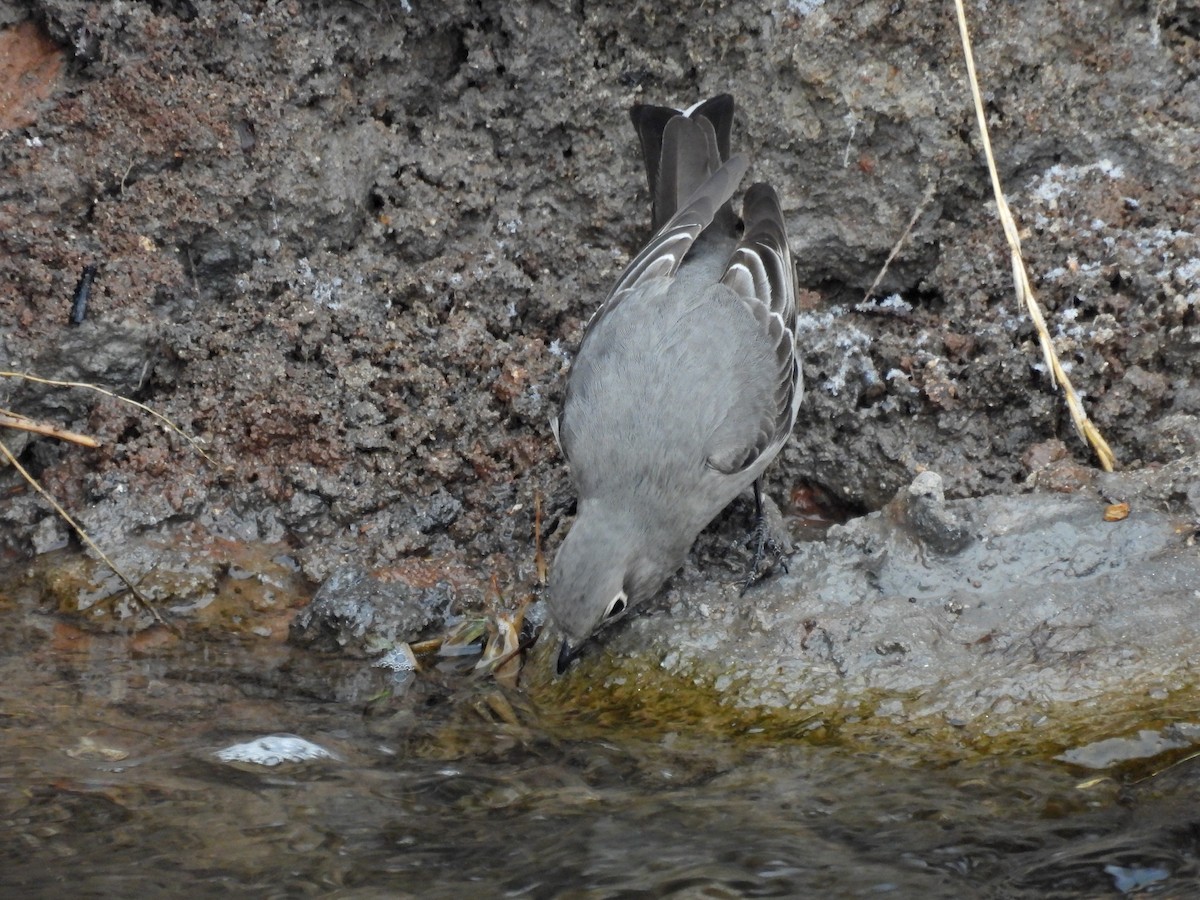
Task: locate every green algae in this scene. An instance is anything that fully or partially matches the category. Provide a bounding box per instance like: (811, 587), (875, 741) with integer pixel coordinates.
(524, 640), (1200, 771)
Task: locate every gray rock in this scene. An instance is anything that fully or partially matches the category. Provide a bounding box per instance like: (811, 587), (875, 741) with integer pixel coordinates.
(289, 564), (451, 656)
(565, 458), (1200, 736)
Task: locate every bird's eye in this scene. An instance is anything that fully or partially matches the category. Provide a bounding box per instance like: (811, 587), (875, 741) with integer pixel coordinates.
(604, 591), (628, 619)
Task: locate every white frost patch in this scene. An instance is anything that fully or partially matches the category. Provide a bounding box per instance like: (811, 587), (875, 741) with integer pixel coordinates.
(296, 257), (343, 309)
(786, 0), (826, 16)
(311, 276), (343, 309)
(1149, 227), (1195, 244)
(855, 293), (912, 314)
(795, 305), (878, 396)
(1027, 159), (1125, 206)
(215, 734), (338, 767)
(1175, 258), (1200, 285)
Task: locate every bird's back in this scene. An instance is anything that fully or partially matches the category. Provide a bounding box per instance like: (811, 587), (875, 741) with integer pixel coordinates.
(560, 272), (782, 530)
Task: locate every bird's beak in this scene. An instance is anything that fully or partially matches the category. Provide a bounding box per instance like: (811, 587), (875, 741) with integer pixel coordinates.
(556, 638), (582, 675)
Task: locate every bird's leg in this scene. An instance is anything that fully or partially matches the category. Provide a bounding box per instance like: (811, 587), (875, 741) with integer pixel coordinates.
(741, 478), (790, 595)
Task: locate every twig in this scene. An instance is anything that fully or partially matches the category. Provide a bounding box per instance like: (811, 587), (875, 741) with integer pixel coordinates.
(952, 0), (1116, 472)
(0, 410), (100, 447)
(0, 435), (178, 634)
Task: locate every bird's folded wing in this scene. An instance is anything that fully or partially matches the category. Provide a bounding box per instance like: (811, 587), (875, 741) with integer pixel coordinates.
(580, 131), (749, 340)
(707, 183), (801, 475)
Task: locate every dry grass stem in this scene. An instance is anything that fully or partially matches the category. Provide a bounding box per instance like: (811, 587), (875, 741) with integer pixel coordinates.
(533, 489), (548, 584)
(0, 410), (100, 447)
(0, 370), (208, 634)
(1133, 748), (1200, 785)
(952, 0), (1116, 472)
(862, 183), (937, 303)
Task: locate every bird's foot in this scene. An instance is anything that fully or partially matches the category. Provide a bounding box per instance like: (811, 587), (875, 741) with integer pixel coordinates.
(739, 482), (792, 596)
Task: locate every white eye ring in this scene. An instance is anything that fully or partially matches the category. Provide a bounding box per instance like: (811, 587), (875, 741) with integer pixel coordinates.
(604, 591), (628, 619)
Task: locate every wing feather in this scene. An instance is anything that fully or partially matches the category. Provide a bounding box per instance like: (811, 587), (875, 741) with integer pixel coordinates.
(710, 182), (802, 474)
(578, 151), (749, 341)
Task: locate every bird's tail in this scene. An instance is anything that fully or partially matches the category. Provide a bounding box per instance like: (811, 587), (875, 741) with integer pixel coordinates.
(629, 95), (736, 231)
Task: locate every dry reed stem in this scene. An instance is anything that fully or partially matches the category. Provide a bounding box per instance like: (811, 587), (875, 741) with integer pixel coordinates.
(952, 0), (1116, 472)
(0, 410), (100, 447)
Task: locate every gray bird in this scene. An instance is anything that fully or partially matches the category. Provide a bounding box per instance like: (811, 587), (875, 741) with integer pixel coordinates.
(549, 95), (801, 673)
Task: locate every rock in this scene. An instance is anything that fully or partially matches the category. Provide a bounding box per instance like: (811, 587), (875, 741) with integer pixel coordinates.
(544, 457), (1200, 739)
(289, 564), (452, 656)
(893, 470), (972, 554)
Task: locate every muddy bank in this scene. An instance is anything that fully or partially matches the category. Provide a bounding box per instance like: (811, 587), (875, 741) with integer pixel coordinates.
(2, 0), (1197, 584)
(8, 455), (1199, 753)
(279, 454), (1198, 749)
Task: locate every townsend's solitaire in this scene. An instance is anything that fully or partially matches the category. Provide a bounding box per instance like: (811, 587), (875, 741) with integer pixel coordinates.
(549, 95), (801, 672)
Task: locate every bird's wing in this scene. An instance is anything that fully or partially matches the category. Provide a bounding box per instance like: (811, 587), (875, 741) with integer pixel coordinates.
(578, 122), (749, 348)
(706, 182), (802, 475)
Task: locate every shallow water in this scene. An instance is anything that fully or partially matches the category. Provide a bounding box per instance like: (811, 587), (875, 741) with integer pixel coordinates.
(2, 577), (1199, 899)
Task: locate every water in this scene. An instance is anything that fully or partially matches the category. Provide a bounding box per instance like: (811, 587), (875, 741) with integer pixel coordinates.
(2, 579), (1199, 898)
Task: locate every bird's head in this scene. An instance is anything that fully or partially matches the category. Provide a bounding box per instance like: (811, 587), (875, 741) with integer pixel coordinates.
(547, 503), (675, 674)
